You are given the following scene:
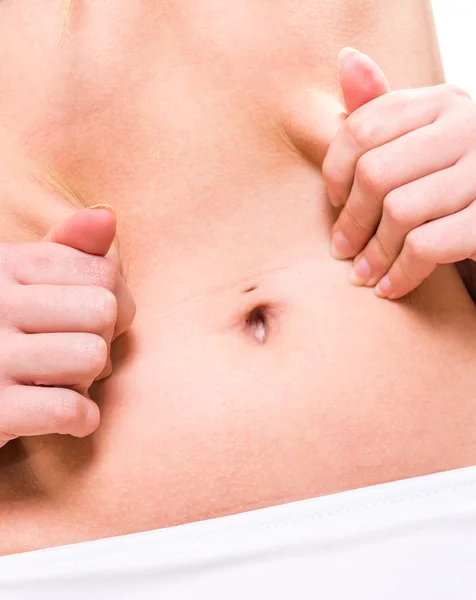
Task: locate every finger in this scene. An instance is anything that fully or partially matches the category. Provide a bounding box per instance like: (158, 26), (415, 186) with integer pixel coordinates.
(5, 285), (117, 335)
(331, 118), (465, 259)
(94, 272), (136, 381)
(5, 243), (135, 338)
(6, 242), (119, 288)
(5, 333), (108, 386)
(43, 205), (116, 257)
(111, 275), (136, 340)
(102, 272), (137, 379)
(351, 158), (476, 286)
(284, 50), (390, 175)
(323, 85), (453, 207)
(4, 243), (135, 380)
(374, 201), (476, 299)
(94, 356), (113, 382)
(338, 48), (391, 115)
(0, 385), (99, 445)
(43, 204), (122, 278)
(323, 48), (390, 207)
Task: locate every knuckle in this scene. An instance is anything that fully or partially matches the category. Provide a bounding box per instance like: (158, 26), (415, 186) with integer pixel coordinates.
(464, 116), (476, 143)
(442, 83), (471, 101)
(346, 114), (379, 149)
(404, 230), (429, 261)
(355, 151), (387, 192)
(93, 288), (118, 331)
(383, 190), (413, 227)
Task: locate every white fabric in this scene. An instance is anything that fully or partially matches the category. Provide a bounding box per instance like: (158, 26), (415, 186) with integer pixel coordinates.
(1, 466), (476, 599)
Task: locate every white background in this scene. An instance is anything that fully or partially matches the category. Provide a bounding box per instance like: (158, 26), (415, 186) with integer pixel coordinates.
(432, 0), (476, 98)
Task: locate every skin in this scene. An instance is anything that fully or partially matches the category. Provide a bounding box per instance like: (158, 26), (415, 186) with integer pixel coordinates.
(326, 50), (476, 299)
(1, 0), (476, 556)
(0, 207), (136, 447)
(4, 50), (473, 453)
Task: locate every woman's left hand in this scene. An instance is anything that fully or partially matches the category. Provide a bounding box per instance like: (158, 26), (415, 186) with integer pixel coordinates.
(323, 49), (476, 299)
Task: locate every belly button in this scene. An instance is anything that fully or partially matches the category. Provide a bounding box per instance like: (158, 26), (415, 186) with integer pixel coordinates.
(246, 305), (268, 344)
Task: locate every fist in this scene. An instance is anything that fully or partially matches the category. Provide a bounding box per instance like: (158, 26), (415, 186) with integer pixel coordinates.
(0, 206), (136, 448)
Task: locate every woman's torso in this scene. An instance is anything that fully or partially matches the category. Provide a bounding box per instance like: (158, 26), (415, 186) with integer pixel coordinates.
(1, 0), (476, 555)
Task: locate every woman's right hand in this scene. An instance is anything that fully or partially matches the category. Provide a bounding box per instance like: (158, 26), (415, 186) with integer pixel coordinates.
(0, 205), (136, 449)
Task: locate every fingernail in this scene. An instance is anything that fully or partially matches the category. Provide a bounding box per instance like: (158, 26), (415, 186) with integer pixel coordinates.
(86, 402), (100, 432)
(95, 358), (113, 382)
(349, 256), (372, 286)
(90, 203), (115, 212)
(104, 358), (113, 378)
(329, 195), (345, 208)
(331, 231), (354, 260)
(338, 47), (360, 70)
(327, 189), (344, 208)
(374, 276), (393, 298)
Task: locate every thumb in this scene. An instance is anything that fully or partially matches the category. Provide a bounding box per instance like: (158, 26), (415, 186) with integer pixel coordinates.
(282, 50), (390, 166)
(43, 204), (117, 258)
(338, 47), (391, 114)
